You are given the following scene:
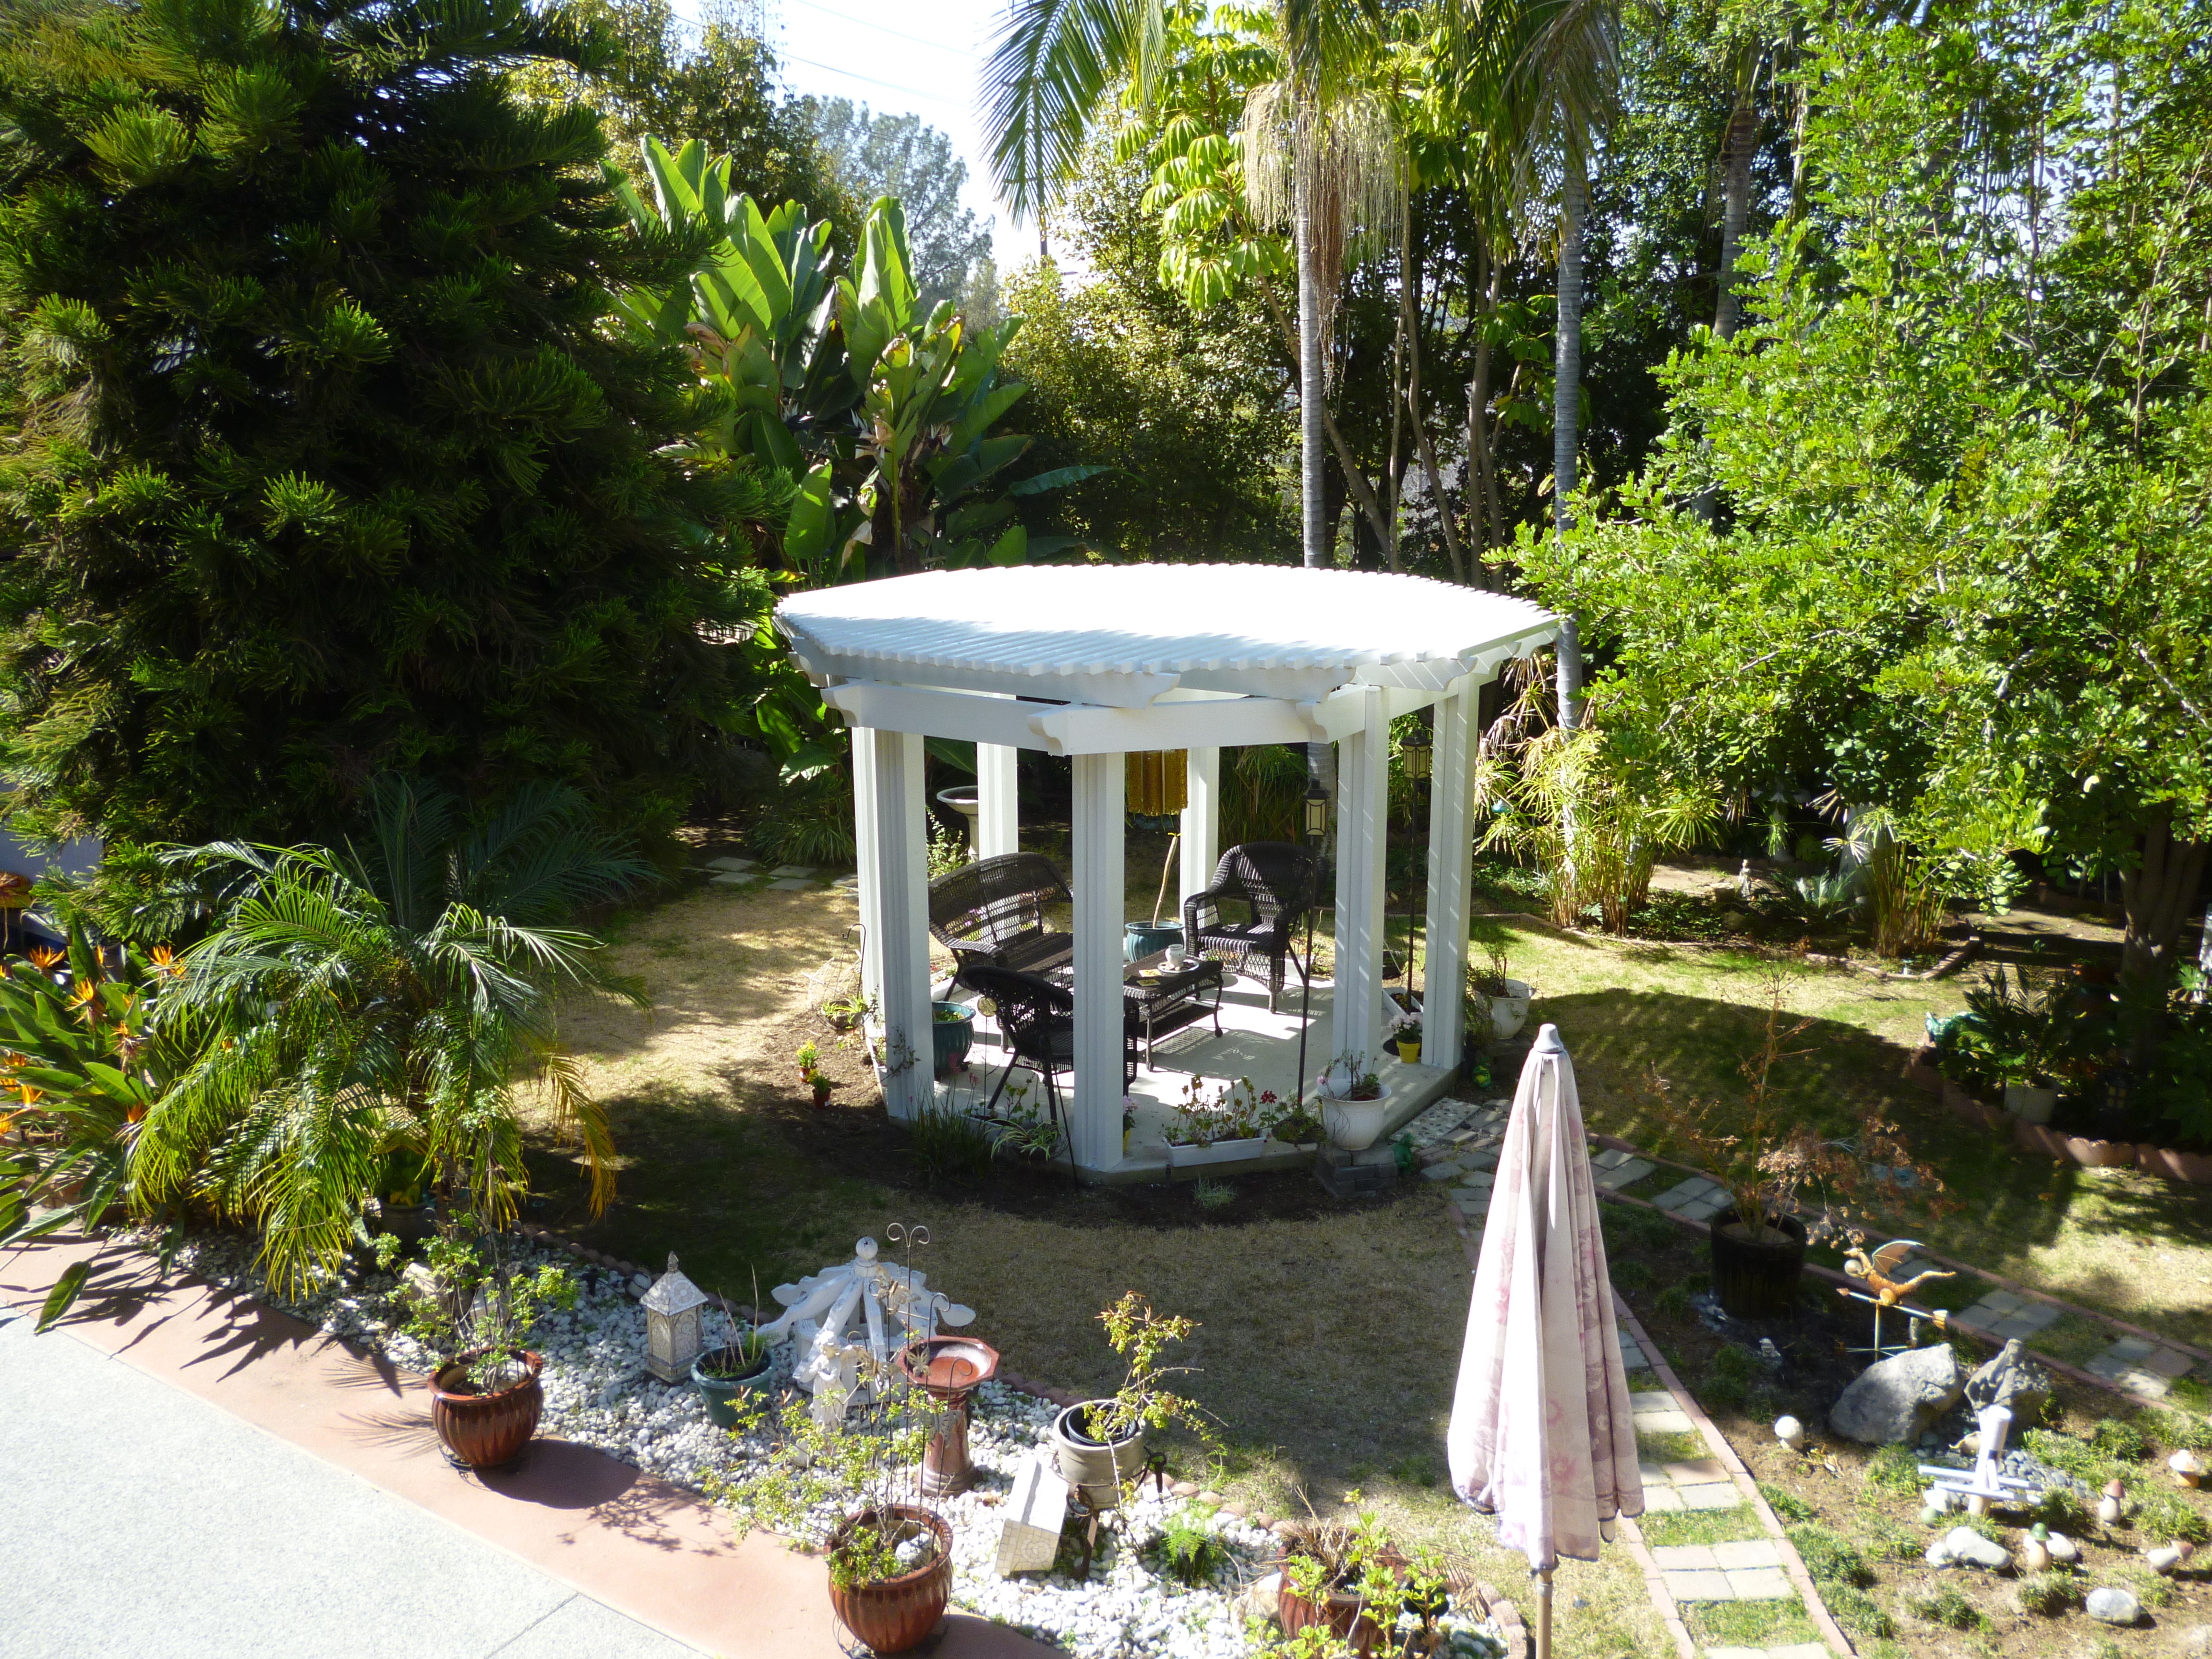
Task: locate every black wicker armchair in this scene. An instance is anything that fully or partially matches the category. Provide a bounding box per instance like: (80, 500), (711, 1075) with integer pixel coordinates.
(927, 852), (1076, 983)
(1181, 842), (1319, 1012)
(961, 966), (1137, 1172)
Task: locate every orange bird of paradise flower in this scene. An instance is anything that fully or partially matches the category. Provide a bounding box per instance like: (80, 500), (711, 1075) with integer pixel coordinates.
(26, 947), (61, 971)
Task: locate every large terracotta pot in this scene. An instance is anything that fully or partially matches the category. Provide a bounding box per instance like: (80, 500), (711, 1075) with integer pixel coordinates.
(1708, 1209), (1806, 1319)
(430, 1348), (543, 1469)
(1048, 1401), (1147, 1510)
(826, 1504), (952, 1655)
(1277, 1549), (1409, 1657)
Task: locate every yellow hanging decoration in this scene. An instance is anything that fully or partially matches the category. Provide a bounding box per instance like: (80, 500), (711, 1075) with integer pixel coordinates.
(1125, 750), (1189, 817)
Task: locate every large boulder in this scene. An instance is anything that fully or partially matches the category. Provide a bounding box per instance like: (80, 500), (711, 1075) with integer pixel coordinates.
(1829, 1343), (1964, 1445)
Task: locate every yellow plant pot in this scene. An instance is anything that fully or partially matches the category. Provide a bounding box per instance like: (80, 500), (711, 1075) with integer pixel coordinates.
(1395, 1040), (1421, 1065)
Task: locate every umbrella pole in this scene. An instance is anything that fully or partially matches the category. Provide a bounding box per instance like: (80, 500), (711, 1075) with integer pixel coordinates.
(1533, 1568), (1553, 1659)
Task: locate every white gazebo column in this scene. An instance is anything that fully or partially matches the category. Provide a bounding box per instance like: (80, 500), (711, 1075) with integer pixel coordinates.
(867, 728), (935, 1121)
(1332, 687), (1391, 1065)
(977, 743), (1020, 859)
(852, 737), (882, 1008)
(1179, 746), (1220, 913)
(1069, 752), (1126, 1172)
(1422, 674), (1481, 1072)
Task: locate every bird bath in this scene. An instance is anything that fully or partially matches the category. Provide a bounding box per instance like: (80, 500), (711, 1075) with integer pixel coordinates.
(898, 1335), (1000, 1496)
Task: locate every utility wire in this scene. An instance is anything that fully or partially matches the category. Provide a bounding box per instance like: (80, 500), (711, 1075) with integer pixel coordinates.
(781, 50), (972, 109)
(782, 0), (974, 57)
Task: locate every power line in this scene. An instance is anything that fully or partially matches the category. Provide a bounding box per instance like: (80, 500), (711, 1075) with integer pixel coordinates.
(782, 0), (974, 58)
(781, 51), (973, 110)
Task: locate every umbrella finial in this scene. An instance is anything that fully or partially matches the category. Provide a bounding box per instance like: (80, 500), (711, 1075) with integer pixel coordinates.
(1533, 1022), (1567, 1054)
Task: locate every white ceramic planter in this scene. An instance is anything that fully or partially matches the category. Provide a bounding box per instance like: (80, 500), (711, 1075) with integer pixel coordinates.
(1164, 1135), (1268, 1171)
(2003, 1082), (2057, 1125)
(1321, 1091), (1393, 1151)
(1490, 980), (1534, 1041)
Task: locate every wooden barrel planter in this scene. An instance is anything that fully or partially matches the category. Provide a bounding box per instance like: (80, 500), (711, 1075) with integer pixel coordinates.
(430, 1349), (544, 1469)
(826, 1505), (952, 1655)
(1709, 1210), (1807, 1318)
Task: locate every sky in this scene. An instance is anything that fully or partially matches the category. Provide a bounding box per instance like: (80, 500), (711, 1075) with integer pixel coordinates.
(673, 0), (1035, 273)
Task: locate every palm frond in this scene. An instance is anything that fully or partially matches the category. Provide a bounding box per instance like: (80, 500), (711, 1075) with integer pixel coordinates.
(982, 0), (1162, 220)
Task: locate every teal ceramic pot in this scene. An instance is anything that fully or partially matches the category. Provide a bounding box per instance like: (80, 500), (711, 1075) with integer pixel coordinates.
(1123, 921), (1182, 962)
(692, 1346), (773, 1429)
(931, 1002), (975, 1076)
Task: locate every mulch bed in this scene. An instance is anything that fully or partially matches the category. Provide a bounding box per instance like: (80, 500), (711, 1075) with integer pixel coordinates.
(1604, 1202), (2212, 1657)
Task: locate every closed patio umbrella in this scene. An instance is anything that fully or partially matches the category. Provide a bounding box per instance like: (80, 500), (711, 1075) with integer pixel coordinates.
(1447, 1023), (1643, 1659)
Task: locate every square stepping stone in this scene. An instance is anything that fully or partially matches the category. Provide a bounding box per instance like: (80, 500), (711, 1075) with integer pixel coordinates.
(1629, 1391), (1677, 1412)
(1725, 1567), (1794, 1600)
(1640, 1486), (1684, 1512)
(2009, 1301), (2061, 1329)
(2107, 1334), (2157, 1360)
(1949, 1305), (1998, 1334)
(1450, 1188), (1489, 1210)
(1653, 1545), (1718, 1571)
(1593, 1148), (1637, 1169)
(1638, 1460), (1671, 1486)
(1421, 1160), (1465, 1182)
(2145, 1346), (2196, 1378)
(1991, 1316), (2047, 1341)
(1596, 1157), (1656, 1189)
(1979, 1289), (2024, 1314)
(1766, 1645), (1835, 1659)
(832, 874), (861, 890)
(765, 878), (814, 891)
(709, 872), (763, 887)
(1664, 1460), (1730, 1486)
(1679, 1483), (1741, 1511)
(1636, 1408), (1696, 1435)
(705, 855), (756, 872)
(1712, 1540), (1781, 1570)
(2116, 1369), (2171, 1397)
(1663, 1568), (1734, 1602)
(1701, 1648), (1767, 1659)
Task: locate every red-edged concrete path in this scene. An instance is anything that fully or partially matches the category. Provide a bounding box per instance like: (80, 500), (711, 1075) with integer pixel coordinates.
(1, 1235), (1056, 1659)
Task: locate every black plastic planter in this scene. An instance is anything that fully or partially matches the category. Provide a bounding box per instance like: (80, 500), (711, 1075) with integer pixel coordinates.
(1708, 1208), (1807, 1318)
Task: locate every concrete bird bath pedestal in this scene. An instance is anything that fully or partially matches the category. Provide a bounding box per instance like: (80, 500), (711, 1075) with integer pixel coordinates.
(898, 1335), (1000, 1497)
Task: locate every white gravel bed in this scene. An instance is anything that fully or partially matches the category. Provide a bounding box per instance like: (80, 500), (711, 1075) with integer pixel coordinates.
(131, 1228), (1509, 1658)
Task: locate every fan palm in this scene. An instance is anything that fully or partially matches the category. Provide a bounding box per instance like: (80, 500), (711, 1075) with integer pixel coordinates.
(132, 778), (651, 1295)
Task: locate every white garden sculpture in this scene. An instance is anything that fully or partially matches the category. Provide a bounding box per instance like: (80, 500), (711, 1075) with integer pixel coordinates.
(755, 1235), (974, 1423)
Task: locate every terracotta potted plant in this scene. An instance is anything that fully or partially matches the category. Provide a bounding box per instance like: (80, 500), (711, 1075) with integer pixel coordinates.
(1048, 1292), (1219, 1511)
(1647, 970), (1953, 1318)
(419, 1229), (578, 1470)
(1315, 1052), (1392, 1151)
(697, 1345), (949, 1653)
(1277, 1503), (1474, 1657)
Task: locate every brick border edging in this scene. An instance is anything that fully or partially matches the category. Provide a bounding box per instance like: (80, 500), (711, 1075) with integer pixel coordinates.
(1589, 1188), (2194, 1416)
(1612, 1295), (1857, 1658)
(1583, 1138), (2212, 1374)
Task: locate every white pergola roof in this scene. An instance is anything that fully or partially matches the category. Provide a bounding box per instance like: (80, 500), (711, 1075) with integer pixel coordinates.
(776, 564), (1557, 709)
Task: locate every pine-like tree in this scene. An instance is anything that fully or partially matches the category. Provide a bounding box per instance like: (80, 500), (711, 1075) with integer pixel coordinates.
(0, 0), (758, 848)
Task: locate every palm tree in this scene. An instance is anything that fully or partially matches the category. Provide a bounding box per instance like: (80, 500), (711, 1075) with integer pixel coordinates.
(132, 778), (650, 1294)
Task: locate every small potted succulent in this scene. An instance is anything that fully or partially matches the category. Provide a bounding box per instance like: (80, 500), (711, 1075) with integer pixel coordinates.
(1389, 1009), (1423, 1065)
(411, 1227), (578, 1471)
(1048, 1292), (1219, 1512)
(1315, 1052), (1391, 1151)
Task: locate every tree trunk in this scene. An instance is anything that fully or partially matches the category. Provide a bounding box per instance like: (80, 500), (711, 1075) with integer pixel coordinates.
(1553, 157), (1587, 732)
(1260, 268), (1395, 555)
(1466, 249), (1501, 586)
(1404, 199), (1467, 583)
(1297, 178), (1326, 573)
(2120, 805), (2210, 986)
(1715, 103), (1755, 340)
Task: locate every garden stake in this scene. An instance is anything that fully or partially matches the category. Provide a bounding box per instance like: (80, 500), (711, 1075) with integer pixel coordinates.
(1151, 830), (1178, 928)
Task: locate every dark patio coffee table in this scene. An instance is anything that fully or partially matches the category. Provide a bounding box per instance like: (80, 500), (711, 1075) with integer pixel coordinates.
(1121, 952), (1225, 1065)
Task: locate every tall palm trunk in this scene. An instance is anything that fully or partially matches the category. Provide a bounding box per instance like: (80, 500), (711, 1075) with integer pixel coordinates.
(1296, 171), (1336, 807)
(1715, 104), (1755, 339)
(1553, 153), (1587, 733)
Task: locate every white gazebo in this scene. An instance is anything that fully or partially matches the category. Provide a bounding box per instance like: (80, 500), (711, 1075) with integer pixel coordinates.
(775, 563), (1556, 1179)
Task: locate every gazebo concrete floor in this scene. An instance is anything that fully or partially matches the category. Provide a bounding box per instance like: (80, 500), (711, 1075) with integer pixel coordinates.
(943, 970), (1456, 1183)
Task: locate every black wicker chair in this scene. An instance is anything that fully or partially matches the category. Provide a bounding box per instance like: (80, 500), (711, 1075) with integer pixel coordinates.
(962, 965), (1137, 1176)
(928, 853), (1076, 983)
(1181, 842), (1319, 1012)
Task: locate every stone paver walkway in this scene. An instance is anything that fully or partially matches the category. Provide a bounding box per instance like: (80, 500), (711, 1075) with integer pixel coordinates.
(2083, 1331), (2202, 1397)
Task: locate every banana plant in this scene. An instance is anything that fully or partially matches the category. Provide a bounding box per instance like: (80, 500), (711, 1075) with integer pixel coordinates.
(0, 926), (176, 1330)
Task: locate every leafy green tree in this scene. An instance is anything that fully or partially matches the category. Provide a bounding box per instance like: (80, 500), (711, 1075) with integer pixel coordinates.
(0, 0), (759, 851)
(806, 99), (995, 317)
(135, 777), (649, 1294)
(1521, 0), (2212, 979)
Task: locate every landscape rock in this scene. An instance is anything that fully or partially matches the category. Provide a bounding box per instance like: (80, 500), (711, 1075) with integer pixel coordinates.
(1831, 1343), (1964, 1445)
(1963, 1338), (2051, 1427)
(2045, 1532), (2078, 1564)
(1927, 1527), (2010, 1571)
(1235, 1570), (1283, 1623)
(2174, 1623), (2212, 1655)
(2085, 1586), (2141, 1625)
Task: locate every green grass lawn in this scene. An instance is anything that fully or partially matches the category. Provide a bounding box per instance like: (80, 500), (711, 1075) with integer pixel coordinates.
(1476, 914), (2212, 1350)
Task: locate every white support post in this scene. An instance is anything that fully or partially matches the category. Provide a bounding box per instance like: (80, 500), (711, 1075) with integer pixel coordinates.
(1422, 674), (1480, 1072)
(1332, 687), (1390, 1066)
(977, 743), (1020, 860)
(1179, 746), (1220, 914)
(868, 728), (934, 1122)
(1070, 752), (1126, 1173)
(852, 736), (882, 1009)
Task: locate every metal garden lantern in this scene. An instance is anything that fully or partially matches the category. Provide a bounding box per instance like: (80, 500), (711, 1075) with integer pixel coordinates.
(641, 1252), (709, 1382)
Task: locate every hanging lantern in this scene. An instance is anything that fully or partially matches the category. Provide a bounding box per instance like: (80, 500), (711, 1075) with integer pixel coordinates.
(1303, 780), (1331, 843)
(1125, 750), (1189, 817)
(1401, 722), (1433, 783)
(640, 1252), (709, 1382)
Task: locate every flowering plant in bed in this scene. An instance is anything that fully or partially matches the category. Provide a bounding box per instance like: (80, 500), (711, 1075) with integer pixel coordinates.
(1163, 1075), (1274, 1146)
